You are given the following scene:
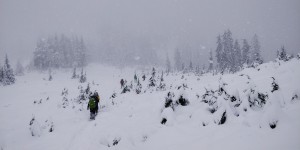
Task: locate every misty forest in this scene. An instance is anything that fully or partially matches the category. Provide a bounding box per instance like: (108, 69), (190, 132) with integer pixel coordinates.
(0, 0), (300, 150)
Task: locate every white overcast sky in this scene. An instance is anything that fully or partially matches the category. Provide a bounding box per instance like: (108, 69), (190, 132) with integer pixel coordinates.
(0, 0), (299, 63)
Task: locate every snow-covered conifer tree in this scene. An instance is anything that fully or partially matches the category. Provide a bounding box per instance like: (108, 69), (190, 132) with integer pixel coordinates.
(278, 46), (288, 61)
(215, 35), (223, 72)
(233, 40), (242, 72)
(72, 67), (77, 79)
(251, 34), (263, 64)
(241, 39), (251, 66)
(1, 54), (15, 85)
(189, 61), (193, 72)
(79, 68), (87, 83)
(157, 71), (166, 91)
(208, 49), (213, 72)
(135, 79), (142, 94)
(48, 69), (53, 81)
(0, 64), (3, 84)
(174, 49), (182, 72)
(222, 30), (234, 72)
(148, 67), (156, 87)
(166, 54), (171, 74)
(15, 60), (24, 76)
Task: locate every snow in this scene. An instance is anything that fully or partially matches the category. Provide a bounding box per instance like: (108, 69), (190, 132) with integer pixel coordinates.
(1, 59), (300, 150)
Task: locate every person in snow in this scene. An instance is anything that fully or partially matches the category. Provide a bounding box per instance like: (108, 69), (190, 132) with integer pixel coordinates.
(87, 92), (100, 119)
(120, 79), (125, 89)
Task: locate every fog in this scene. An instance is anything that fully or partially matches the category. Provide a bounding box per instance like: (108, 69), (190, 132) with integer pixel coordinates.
(0, 0), (299, 66)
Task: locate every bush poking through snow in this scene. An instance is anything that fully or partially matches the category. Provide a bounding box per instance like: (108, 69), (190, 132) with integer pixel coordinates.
(165, 92), (175, 110)
(29, 117), (55, 137)
(176, 83), (188, 90)
(121, 85), (130, 94)
(29, 116), (41, 137)
(161, 118), (167, 124)
(247, 83), (268, 109)
(291, 94), (298, 102)
(113, 138), (120, 146)
(269, 120), (278, 129)
(249, 92), (268, 109)
(176, 95), (189, 106)
(107, 138), (121, 147)
(271, 77), (279, 93)
(110, 92), (117, 105)
(218, 111), (227, 125)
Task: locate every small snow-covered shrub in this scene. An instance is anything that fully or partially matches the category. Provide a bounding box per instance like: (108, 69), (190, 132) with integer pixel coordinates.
(29, 116), (54, 137)
(29, 116), (42, 137)
(248, 91), (268, 109)
(135, 80), (142, 94)
(161, 107), (175, 125)
(176, 94), (189, 106)
(271, 77), (279, 93)
(291, 90), (299, 102)
(121, 85), (130, 94)
(164, 92), (175, 110)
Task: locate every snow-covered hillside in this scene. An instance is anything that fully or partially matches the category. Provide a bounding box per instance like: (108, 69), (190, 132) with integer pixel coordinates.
(1, 59), (300, 150)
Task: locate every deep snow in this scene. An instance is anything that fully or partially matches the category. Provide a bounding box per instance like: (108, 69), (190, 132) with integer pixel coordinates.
(1, 59), (300, 150)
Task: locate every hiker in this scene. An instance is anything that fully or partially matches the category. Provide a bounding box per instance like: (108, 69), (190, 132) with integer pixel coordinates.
(120, 79), (124, 89)
(87, 92), (100, 120)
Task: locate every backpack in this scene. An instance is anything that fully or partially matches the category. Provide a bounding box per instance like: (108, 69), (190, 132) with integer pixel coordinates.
(88, 98), (97, 110)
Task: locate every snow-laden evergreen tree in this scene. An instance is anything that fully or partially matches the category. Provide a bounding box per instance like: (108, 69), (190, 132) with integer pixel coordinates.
(233, 40), (242, 72)
(1, 54), (15, 85)
(79, 68), (87, 83)
(72, 67), (77, 79)
(157, 71), (166, 91)
(166, 53), (171, 74)
(222, 30), (234, 72)
(48, 69), (53, 81)
(134, 73), (138, 83)
(174, 49), (182, 72)
(195, 64), (200, 75)
(208, 49), (214, 72)
(181, 63), (186, 73)
(241, 39), (251, 66)
(33, 38), (48, 70)
(148, 67), (156, 87)
(278, 46), (288, 61)
(15, 60), (24, 76)
(215, 35), (224, 72)
(251, 34), (263, 65)
(189, 61), (193, 72)
(0, 63), (3, 84)
(74, 37), (87, 67)
(135, 79), (142, 94)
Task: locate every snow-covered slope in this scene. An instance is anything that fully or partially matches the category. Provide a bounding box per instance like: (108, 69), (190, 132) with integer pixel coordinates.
(1, 59), (300, 150)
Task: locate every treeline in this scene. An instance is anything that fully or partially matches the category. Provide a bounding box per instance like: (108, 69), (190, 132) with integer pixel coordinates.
(166, 30), (264, 74)
(215, 29), (263, 73)
(33, 34), (87, 70)
(166, 29), (299, 75)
